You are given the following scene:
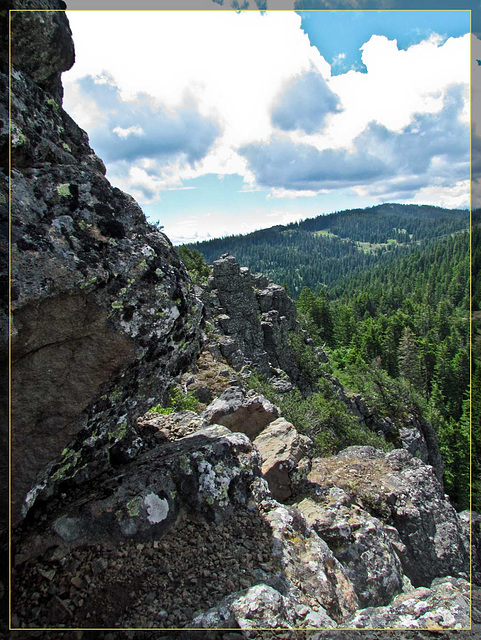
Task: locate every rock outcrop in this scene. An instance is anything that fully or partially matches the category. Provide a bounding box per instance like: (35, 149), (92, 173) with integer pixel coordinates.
(7, 1), (203, 522)
(204, 254), (300, 384)
(305, 446), (469, 587)
(202, 386), (280, 439)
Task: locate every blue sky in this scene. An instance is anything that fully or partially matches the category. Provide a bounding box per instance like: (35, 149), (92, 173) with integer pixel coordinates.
(63, 10), (470, 244)
(299, 11), (471, 74)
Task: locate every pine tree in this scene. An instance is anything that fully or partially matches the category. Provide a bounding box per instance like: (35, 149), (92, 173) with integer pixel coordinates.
(398, 326), (422, 389)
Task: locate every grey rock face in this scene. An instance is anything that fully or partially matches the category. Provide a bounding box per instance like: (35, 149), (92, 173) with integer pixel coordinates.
(459, 510), (481, 585)
(205, 254), (300, 382)
(202, 387), (280, 439)
(295, 495), (405, 607)
(11, 1), (74, 103)
(7, 0), (203, 521)
(347, 577), (470, 630)
(253, 418), (312, 502)
(307, 447), (468, 587)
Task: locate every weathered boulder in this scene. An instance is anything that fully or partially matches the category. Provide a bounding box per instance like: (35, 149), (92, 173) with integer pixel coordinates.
(263, 505), (359, 623)
(307, 447), (468, 587)
(253, 417), (312, 501)
(202, 387), (279, 439)
(12, 420), (350, 629)
(191, 583), (336, 630)
(347, 577), (470, 630)
(295, 493), (405, 607)
(8, 0), (203, 521)
(204, 254), (300, 382)
(17, 426), (261, 550)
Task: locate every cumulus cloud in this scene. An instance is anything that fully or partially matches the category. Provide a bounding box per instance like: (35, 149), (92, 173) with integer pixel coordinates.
(240, 137), (388, 190)
(64, 10), (330, 191)
(271, 71), (342, 133)
(76, 75), (220, 166)
(64, 11), (470, 211)
(241, 85), (469, 198)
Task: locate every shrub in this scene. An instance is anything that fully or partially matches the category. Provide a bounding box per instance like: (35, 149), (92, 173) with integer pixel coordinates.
(150, 386), (201, 415)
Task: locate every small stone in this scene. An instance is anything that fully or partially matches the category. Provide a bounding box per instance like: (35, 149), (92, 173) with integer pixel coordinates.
(38, 568), (56, 581)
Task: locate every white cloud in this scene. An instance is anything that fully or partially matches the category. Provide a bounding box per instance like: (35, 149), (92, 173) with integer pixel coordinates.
(323, 33), (470, 150)
(113, 125), (145, 138)
(63, 11), (470, 208)
(403, 180), (470, 209)
(64, 11), (330, 183)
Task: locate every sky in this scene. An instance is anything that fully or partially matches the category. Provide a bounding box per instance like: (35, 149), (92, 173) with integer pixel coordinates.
(63, 9), (471, 244)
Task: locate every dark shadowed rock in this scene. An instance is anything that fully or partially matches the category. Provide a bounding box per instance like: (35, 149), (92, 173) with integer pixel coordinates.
(202, 387), (279, 439)
(11, 0), (74, 103)
(7, 0), (203, 522)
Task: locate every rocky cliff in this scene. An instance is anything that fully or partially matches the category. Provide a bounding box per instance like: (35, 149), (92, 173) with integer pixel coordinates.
(204, 254), (301, 386)
(7, 0), (203, 523)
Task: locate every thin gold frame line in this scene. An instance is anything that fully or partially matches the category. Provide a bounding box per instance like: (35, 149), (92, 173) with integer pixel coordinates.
(8, 6), (474, 633)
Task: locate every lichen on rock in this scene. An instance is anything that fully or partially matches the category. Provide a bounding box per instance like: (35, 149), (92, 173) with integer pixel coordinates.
(7, 0), (203, 523)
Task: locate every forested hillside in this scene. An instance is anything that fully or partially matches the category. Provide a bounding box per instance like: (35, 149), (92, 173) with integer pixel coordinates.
(296, 229), (472, 509)
(186, 204), (478, 511)
(190, 203), (468, 297)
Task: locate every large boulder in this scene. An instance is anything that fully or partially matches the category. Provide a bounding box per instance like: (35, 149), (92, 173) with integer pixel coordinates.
(307, 447), (469, 587)
(253, 417), (312, 501)
(295, 492), (405, 607)
(15, 426), (262, 549)
(12, 425), (266, 628)
(202, 387), (279, 439)
(7, 1), (203, 522)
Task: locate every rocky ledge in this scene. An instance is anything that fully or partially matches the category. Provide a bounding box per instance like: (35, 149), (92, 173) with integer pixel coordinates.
(12, 390), (476, 631)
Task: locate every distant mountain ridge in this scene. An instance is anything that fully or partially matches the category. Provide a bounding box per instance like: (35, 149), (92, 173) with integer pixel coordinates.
(188, 203), (468, 297)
